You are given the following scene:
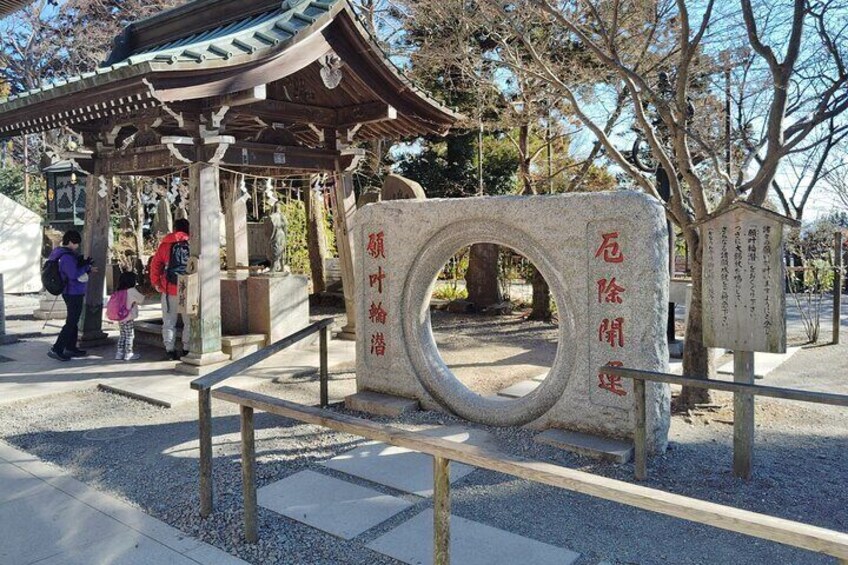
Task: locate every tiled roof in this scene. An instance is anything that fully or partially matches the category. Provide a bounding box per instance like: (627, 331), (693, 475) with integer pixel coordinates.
(0, 0), (30, 18)
(0, 0), (340, 109)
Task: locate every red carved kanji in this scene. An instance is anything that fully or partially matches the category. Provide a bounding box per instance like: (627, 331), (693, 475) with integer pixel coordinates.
(369, 265), (386, 293)
(369, 301), (388, 325)
(598, 317), (625, 348)
(367, 231), (386, 259)
(370, 332), (386, 356)
(598, 361), (627, 396)
(597, 277), (626, 304)
(595, 232), (624, 263)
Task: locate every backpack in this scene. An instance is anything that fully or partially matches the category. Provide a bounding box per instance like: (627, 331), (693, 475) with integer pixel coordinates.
(106, 290), (130, 321)
(41, 250), (70, 296)
(165, 240), (190, 285)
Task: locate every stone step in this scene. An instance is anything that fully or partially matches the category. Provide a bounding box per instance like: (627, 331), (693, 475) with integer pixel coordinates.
(496, 379), (540, 399)
(367, 509), (580, 565)
(221, 334), (266, 361)
(345, 391), (419, 418)
(535, 428), (633, 464)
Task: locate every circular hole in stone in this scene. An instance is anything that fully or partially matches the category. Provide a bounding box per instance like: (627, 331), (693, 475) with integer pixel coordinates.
(429, 244), (559, 399)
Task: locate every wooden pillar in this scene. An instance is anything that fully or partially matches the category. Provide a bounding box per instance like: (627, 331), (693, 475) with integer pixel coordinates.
(240, 405), (258, 543)
(224, 175), (249, 276)
(79, 165), (112, 347)
(634, 378), (647, 480)
(733, 351), (755, 479)
(177, 162), (228, 374)
(331, 169), (357, 340)
(198, 388), (213, 517)
(433, 455), (450, 565)
(834, 232), (842, 345)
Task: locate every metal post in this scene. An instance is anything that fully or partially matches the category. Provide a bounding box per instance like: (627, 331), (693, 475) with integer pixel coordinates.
(198, 389), (213, 517)
(319, 325), (329, 408)
(733, 351), (755, 479)
(834, 232), (843, 345)
(433, 455), (450, 565)
(241, 405), (258, 543)
(634, 379), (647, 481)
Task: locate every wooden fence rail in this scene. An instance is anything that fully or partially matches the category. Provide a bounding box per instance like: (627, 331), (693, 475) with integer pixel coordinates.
(601, 365), (848, 483)
(190, 318), (334, 517)
(210, 386), (848, 564)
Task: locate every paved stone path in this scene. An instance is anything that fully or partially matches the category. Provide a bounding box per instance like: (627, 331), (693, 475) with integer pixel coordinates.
(0, 440), (247, 565)
(258, 425), (585, 564)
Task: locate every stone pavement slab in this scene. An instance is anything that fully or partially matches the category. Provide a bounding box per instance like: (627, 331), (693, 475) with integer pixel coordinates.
(99, 336), (356, 407)
(0, 441), (247, 565)
(257, 470), (412, 539)
(367, 508), (581, 565)
(497, 379), (540, 398)
(322, 426), (483, 496)
(345, 391), (420, 417)
(717, 347), (801, 379)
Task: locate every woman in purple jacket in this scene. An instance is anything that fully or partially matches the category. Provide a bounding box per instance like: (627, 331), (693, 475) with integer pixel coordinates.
(48, 230), (98, 361)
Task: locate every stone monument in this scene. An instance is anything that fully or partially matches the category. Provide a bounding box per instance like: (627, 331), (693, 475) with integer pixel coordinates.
(153, 198), (173, 237)
(351, 192), (671, 452)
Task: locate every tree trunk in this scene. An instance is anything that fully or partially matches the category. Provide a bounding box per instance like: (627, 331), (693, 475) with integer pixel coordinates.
(527, 266), (551, 320)
(518, 123), (551, 319)
(518, 123), (533, 196)
(305, 177), (327, 294)
(680, 227), (714, 408)
(466, 243), (500, 309)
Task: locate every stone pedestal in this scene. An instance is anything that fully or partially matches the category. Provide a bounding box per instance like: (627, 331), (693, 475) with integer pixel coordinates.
(247, 274), (309, 345)
(0, 274), (19, 345)
(33, 292), (67, 320)
(221, 274), (250, 335)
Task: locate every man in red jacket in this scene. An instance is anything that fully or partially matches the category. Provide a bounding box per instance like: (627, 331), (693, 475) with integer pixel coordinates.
(149, 219), (192, 360)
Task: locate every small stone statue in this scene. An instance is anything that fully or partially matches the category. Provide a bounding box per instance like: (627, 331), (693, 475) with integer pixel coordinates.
(263, 205), (288, 273)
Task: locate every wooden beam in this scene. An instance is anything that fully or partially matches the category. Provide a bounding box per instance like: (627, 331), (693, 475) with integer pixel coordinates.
(237, 99), (397, 128)
(336, 101), (396, 127)
(99, 144), (197, 175)
(204, 85), (267, 110)
(237, 99), (336, 126)
(210, 386), (848, 562)
(208, 141), (340, 171)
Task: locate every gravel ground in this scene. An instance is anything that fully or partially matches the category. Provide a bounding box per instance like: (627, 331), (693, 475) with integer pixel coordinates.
(1, 300), (846, 564)
(0, 372), (845, 565)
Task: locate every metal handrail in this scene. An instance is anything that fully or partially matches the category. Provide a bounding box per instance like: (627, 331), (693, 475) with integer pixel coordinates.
(601, 365), (848, 481)
(192, 317), (334, 517)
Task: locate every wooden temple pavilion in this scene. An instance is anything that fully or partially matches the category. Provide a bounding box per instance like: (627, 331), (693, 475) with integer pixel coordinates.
(0, 0), (459, 372)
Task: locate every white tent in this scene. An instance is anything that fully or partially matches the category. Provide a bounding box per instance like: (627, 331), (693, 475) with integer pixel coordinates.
(0, 193), (42, 293)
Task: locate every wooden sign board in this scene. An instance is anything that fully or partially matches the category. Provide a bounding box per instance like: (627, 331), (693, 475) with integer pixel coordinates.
(700, 202), (798, 353)
(177, 272), (199, 317)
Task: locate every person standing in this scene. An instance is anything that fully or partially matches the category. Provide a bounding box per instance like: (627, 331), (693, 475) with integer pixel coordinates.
(150, 218), (192, 360)
(48, 230), (97, 361)
(106, 271), (146, 361)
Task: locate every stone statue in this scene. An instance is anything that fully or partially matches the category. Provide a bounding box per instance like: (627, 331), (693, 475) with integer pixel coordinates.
(263, 205), (288, 273)
(153, 197), (173, 236)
